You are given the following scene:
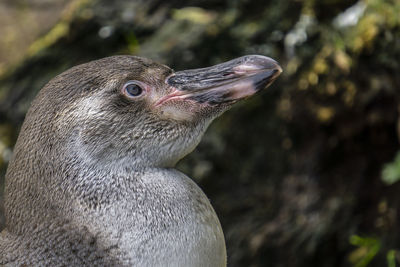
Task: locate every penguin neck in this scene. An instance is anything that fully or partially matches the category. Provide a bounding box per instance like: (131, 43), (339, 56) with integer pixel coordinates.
(62, 119), (211, 175)
(57, 137), (199, 203)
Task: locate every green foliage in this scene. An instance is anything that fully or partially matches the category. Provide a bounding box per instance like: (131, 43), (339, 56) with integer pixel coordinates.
(28, 0), (92, 57)
(387, 250), (396, 267)
(125, 32), (140, 54)
(349, 235), (398, 267)
(349, 235), (381, 267)
(382, 152), (400, 185)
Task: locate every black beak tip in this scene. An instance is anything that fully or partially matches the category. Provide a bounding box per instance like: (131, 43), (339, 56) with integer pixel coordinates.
(242, 56), (282, 91)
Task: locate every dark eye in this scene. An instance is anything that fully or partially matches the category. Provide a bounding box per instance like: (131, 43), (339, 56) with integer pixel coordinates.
(123, 81), (143, 97)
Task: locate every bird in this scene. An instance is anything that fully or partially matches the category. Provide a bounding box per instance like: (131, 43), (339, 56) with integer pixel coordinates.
(0, 55), (281, 266)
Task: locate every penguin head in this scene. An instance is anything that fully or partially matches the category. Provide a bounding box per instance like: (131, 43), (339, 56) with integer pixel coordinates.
(32, 55), (281, 169)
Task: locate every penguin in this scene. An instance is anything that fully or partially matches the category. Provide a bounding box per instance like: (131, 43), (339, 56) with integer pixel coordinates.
(0, 55), (281, 266)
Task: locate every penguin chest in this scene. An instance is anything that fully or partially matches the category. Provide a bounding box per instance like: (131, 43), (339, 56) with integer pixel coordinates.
(77, 170), (227, 266)
(122, 175), (227, 266)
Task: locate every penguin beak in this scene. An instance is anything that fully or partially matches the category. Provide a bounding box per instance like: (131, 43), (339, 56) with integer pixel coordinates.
(158, 55), (282, 106)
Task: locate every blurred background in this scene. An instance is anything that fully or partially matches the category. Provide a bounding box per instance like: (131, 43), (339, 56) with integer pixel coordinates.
(0, 0), (399, 266)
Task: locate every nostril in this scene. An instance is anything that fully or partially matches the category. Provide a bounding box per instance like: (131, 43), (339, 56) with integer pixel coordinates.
(222, 72), (234, 77)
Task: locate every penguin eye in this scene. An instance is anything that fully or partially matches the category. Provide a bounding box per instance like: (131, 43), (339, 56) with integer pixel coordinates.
(122, 81), (144, 98)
